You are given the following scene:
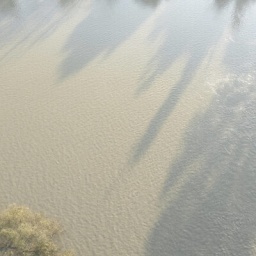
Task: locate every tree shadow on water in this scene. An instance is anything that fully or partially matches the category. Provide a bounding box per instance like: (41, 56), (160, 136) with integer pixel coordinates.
(60, 0), (157, 79)
(214, 0), (256, 29)
(131, 57), (202, 164)
(146, 74), (256, 255)
(135, 0), (164, 8)
(131, 1), (227, 163)
(136, 0), (226, 95)
(0, 0), (78, 61)
(0, 0), (15, 13)
(0, 0), (19, 44)
(213, 0), (256, 75)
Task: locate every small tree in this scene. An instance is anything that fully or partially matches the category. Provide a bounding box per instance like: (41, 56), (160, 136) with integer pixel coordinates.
(0, 205), (74, 256)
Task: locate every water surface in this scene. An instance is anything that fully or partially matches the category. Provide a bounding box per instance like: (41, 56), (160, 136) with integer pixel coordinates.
(1, 0), (256, 255)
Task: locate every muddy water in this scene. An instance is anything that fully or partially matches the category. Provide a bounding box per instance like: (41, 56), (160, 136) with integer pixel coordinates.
(1, 0), (256, 255)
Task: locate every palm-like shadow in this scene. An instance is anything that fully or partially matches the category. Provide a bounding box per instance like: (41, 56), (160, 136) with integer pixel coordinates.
(215, 0), (256, 75)
(132, 0), (256, 164)
(214, 0), (256, 75)
(214, 0), (256, 28)
(132, 1), (227, 163)
(60, 0), (157, 79)
(0, 0), (78, 60)
(0, 0), (19, 45)
(147, 74), (256, 255)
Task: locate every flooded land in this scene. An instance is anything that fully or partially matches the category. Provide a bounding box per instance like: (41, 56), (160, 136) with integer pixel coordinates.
(1, 0), (256, 255)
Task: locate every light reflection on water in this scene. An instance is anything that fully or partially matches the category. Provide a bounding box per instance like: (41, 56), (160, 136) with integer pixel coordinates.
(146, 72), (256, 255)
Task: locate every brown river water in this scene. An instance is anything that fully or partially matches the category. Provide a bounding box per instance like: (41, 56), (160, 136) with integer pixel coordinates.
(1, 0), (256, 255)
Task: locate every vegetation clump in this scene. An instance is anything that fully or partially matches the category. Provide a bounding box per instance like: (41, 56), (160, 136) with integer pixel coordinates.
(0, 205), (74, 256)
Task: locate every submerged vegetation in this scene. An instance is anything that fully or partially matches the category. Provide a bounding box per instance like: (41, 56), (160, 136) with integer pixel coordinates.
(0, 205), (74, 256)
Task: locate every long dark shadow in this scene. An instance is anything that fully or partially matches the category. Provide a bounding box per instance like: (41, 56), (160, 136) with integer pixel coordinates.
(0, 0), (78, 62)
(215, 0), (256, 74)
(215, 0), (256, 28)
(60, 0), (158, 79)
(131, 0), (229, 163)
(136, 0), (228, 96)
(146, 74), (256, 255)
(131, 57), (201, 164)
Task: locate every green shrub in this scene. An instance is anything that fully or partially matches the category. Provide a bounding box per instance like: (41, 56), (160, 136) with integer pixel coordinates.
(0, 205), (74, 256)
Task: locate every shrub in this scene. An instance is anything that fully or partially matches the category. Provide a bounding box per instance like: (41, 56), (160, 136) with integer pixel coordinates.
(0, 205), (74, 256)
